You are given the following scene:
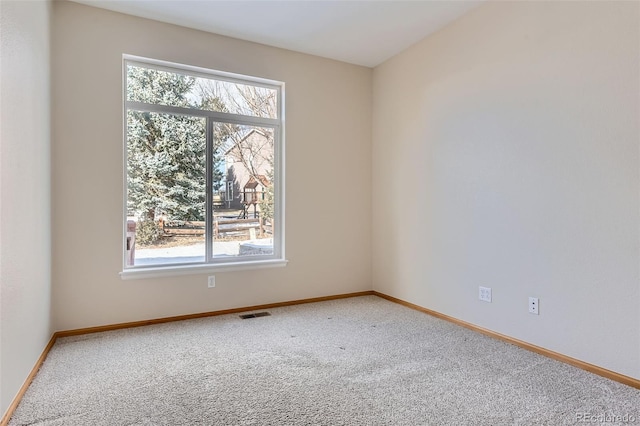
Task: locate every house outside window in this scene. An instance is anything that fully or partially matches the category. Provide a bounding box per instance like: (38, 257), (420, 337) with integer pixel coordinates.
(122, 56), (285, 278)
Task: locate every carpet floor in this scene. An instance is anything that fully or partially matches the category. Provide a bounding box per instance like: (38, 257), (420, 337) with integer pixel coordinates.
(8, 296), (640, 425)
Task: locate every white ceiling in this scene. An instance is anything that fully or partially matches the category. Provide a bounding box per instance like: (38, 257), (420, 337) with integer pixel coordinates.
(70, 0), (482, 67)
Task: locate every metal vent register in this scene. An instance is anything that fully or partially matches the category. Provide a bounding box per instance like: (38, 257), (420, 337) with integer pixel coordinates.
(239, 312), (271, 319)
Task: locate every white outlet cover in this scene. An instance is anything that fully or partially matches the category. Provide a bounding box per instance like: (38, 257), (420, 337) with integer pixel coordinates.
(528, 297), (539, 315)
(479, 286), (492, 302)
(208, 276), (216, 288)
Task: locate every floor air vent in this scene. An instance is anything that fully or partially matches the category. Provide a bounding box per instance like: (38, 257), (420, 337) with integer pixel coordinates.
(239, 312), (271, 319)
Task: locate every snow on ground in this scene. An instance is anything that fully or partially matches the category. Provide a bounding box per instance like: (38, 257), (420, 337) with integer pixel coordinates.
(133, 239), (272, 266)
(136, 241), (240, 258)
(134, 241), (240, 266)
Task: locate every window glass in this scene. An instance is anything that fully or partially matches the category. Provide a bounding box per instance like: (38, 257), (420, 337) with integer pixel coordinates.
(212, 124), (275, 258)
(126, 64), (278, 119)
(124, 58), (283, 270)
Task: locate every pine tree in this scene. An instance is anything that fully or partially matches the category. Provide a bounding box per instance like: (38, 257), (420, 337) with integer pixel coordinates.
(126, 66), (228, 224)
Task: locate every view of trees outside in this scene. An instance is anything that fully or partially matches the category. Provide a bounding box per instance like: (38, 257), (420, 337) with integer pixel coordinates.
(126, 64), (278, 265)
(198, 80), (276, 223)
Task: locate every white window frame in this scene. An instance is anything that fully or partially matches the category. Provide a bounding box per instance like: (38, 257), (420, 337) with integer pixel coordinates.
(120, 55), (286, 280)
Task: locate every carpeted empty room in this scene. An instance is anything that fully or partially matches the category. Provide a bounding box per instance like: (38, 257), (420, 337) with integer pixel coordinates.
(3, 0), (640, 424)
(8, 296), (640, 425)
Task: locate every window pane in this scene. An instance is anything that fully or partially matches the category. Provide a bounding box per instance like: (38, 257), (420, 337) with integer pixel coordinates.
(126, 65), (196, 109)
(126, 110), (206, 266)
(127, 64), (278, 119)
(124, 57), (283, 271)
(211, 124), (275, 258)
(197, 80), (277, 119)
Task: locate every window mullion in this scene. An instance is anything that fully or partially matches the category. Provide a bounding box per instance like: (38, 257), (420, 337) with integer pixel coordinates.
(274, 125), (284, 259)
(205, 117), (213, 262)
(125, 101), (279, 128)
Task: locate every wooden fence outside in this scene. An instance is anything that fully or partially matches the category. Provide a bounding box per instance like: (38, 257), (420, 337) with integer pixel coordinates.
(161, 218), (272, 239)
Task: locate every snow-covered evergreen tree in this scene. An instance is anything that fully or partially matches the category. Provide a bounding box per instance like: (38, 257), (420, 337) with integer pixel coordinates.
(126, 66), (228, 222)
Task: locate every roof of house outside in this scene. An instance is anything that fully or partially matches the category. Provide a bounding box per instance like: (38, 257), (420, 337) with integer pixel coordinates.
(244, 175), (269, 189)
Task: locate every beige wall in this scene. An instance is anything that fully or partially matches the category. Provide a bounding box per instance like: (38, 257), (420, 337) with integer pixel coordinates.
(0, 0), (53, 416)
(51, 2), (372, 330)
(372, 1), (640, 379)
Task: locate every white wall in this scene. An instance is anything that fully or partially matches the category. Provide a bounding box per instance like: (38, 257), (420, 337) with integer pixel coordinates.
(372, 1), (640, 379)
(51, 2), (372, 330)
(0, 0), (53, 416)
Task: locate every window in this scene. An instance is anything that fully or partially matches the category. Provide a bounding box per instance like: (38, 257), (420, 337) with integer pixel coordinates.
(122, 56), (285, 278)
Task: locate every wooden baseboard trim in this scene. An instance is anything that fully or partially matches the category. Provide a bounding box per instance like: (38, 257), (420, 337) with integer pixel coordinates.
(1, 334), (57, 426)
(9, 289), (634, 424)
(1, 290), (374, 424)
(55, 291), (376, 338)
(373, 291), (640, 390)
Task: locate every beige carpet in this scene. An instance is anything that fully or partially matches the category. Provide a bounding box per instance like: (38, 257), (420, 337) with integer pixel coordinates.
(9, 296), (640, 425)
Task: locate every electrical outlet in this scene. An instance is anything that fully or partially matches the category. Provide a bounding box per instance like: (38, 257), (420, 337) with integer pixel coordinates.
(208, 275), (216, 288)
(529, 297), (539, 315)
(479, 286), (492, 302)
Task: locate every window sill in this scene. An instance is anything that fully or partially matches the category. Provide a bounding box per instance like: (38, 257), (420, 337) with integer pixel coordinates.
(120, 259), (288, 280)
